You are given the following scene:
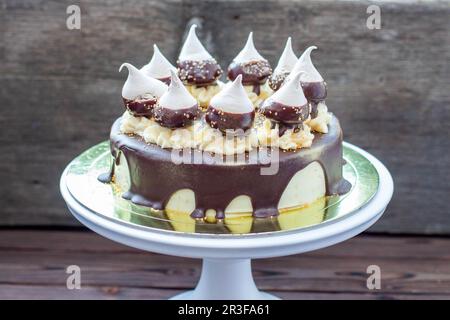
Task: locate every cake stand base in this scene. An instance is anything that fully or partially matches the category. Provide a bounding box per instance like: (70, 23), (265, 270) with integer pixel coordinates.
(60, 142), (393, 300)
(170, 259), (279, 300)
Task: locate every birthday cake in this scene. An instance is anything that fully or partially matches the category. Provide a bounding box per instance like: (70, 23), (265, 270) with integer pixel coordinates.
(101, 25), (351, 227)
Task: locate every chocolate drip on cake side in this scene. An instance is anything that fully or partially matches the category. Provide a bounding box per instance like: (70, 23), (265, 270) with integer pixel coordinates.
(302, 81), (327, 120)
(227, 60), (271, 98)
(107, 116), (351, 219)
(98, 149), (121, 183)
(97, 169), (114, 184)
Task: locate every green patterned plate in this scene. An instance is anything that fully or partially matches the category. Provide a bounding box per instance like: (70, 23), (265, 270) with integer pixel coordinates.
(65, 141), (379, 235)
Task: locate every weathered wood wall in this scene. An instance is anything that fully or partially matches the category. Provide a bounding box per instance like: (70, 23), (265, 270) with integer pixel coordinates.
(1, 0), (449, 234)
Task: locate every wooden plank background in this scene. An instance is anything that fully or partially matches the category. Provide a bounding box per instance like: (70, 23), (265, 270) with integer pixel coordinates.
(1, 0), (449, 234)
(1, 231), (450, 299)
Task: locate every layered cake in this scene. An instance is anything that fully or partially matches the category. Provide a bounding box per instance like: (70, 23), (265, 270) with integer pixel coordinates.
(101, 29), (351, 231)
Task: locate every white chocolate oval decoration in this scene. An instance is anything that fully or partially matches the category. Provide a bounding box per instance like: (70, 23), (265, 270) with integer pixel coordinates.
(278, 161), (326, 210)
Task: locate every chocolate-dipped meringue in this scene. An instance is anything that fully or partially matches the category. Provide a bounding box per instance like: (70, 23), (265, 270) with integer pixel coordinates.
(120, 63), (168, 117)
(205, 75), (255, 133)
(154, 70), (199, 128)
(141, 44), (177, 85)
(260, 72), (309, 135)
(177, 24), (222, 86)
(291, 46), (327, 117)
(227, 32), (272, 95)
(269, 37), (297, 91)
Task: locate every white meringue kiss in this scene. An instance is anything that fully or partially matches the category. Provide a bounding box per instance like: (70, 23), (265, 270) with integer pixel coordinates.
(268, 71), (307, 107)
(120, 63), (168, 100)
(141, 44), (177, 79)
(273, 37), (298, 74)
(159, 70), (198, 110)
(209, 75), (254, 114)
(291, 46), (324, 82)
(232, 32), (266, 63)
(178, 24), (214, 61)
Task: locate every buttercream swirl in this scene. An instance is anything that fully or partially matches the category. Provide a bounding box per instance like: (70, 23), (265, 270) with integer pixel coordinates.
(257, 118), (314, 150)
(185, 81), (224, 109)
(243, 83), (273, 107)
(120, 108), (323, 154)
(306, 102), (331, 133)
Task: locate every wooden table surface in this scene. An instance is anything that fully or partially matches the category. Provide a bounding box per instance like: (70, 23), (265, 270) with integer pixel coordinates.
(0, 230), (449, 300)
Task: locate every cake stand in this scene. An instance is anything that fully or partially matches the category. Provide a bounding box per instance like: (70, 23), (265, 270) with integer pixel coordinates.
(60, 142), (393, 300)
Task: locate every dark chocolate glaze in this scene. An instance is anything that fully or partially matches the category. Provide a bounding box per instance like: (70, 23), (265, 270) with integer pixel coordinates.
(177, 60), (223, 86)
(310, 102), (319, 119)
(227, 60), (272, 87)
(252, 84), (261, 96)
(205, 106), (255, 132)
(153, 104), (200, 128)
(301, 82), (327, 120)
(107, 115), (351, 219)
(98, 150), (121, 183)
(268, 72), (289, 91)
(123, 97), (157, 118)
(97, 171), (113, 183)
(260, 101), (309, 126)
(301, 81), (327, 102)
(158, 76), (171, 85)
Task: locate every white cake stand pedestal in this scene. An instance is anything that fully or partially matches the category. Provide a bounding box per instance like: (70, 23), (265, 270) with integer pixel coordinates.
(60, 145), (393, 300)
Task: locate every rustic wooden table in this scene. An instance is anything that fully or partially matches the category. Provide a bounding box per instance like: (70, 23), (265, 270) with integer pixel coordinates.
(1, 230), (448, 300)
